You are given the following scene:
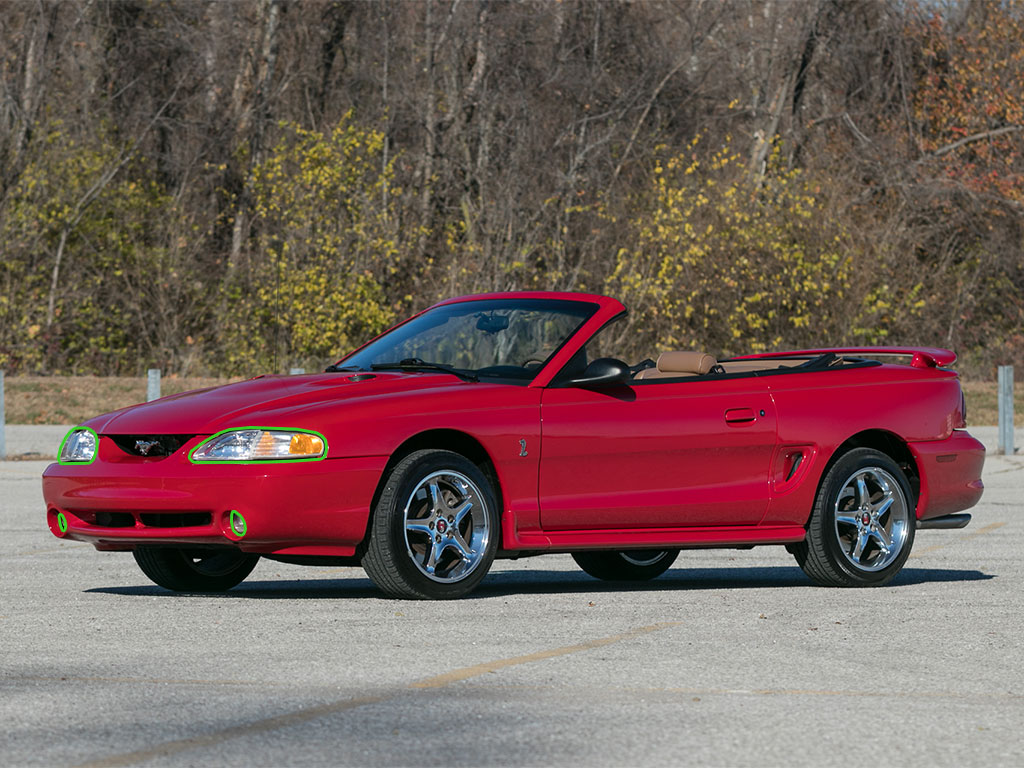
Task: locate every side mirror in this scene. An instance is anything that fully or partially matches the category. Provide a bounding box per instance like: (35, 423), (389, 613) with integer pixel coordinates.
(565, 357), (631, 389)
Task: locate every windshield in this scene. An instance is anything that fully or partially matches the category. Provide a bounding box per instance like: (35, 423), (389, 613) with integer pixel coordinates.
(339, 298), (598, 382)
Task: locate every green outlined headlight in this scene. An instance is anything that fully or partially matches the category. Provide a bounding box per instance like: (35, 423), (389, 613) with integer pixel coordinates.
(58, 428), (98, 464)
(190, 428), (327, 463)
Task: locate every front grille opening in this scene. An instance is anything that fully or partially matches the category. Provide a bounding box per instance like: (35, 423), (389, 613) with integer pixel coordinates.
(71, 511), (212, 529)
(139, 512), (211, 528)
(108, 435), (196, 458)
(93, 511), (135, 528)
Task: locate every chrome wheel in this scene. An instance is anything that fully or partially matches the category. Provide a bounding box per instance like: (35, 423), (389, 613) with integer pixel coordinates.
(620, 550), (673, 567)
(833, 466), (910, 572)
(403, 470), (491, 583)
(793, 447), (916, 587)
(363, 449), (500, 599)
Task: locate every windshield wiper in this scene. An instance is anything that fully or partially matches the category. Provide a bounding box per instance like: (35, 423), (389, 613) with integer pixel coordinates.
(370, 358), (478, 382)
(324, 364), (361, 373)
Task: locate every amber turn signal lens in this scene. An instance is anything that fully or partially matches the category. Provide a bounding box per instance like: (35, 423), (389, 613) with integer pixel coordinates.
(289, 433), (324, 456)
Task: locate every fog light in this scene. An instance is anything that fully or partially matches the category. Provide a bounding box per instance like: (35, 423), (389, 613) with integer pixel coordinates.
(229, 510), (247, 537)
(49, 509), (69, 537)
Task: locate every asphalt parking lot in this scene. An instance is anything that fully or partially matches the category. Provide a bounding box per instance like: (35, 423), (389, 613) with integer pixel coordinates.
(2, 441), (1021, 767)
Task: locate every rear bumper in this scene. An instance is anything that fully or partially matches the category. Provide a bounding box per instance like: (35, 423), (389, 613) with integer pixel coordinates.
(42, 454), (388, 556)
(910, 430), (985, 521)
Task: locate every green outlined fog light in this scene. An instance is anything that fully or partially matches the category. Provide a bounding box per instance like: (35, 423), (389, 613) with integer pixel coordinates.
(229, 510), (247, 537)
(50, 509), (69, 537)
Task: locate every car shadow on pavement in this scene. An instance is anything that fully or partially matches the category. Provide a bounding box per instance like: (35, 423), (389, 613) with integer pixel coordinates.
(85, 577), (384, 599)
(891, 567), (996, 585)
(83, 565), (993, 600)
(473, 565), (994, 597)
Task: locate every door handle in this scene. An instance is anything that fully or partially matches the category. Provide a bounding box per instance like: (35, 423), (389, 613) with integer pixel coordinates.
(724, 408), (756, 423)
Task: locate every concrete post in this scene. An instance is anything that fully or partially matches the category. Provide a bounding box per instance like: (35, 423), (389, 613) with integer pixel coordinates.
(998, 365), (1015, 455)
(147, 368), (161, 402)
(0, 370), (5, 459)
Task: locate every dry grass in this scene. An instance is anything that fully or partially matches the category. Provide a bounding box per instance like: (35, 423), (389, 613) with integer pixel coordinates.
(961, 380), (1021, 426)
(3, 376), (234, 424)
(0, 375), (1017, 426)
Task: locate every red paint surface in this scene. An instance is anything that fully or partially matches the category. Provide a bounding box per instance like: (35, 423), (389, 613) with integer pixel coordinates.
(42, 292), (985, 558)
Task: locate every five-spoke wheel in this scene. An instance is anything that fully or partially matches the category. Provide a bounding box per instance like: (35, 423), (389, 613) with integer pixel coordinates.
(363, 450), (499, 599)
(402, 469), (492, 583)
(832, 465), (910, 572)
(792, 448), (915, 587)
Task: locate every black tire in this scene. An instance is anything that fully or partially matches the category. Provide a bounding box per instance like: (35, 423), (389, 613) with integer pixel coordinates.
(362, 449), (500, 599)
(792, 448), (915, 587)
(572, 549), (679, 581)
(132, 547), (259, 592)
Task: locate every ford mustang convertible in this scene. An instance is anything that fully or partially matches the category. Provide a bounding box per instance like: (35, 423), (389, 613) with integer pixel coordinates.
(43, 292), (985, 599)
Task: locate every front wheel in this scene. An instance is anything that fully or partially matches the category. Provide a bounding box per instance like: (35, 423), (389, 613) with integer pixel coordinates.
(362, 450), (499, 599)
(133, 547), (259, 592)
(793, 448), (915, 587)
(572, 549), (679, 581)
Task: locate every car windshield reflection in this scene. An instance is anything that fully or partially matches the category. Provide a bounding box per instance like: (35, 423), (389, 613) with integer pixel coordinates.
(340, 298), (597, 381)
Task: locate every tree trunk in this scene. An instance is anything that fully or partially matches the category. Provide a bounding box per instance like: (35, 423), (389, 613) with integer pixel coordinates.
(45, 227), (69, 329)
(230, 0), (282, 268)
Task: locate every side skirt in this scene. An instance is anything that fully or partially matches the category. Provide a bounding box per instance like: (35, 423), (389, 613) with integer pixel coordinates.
(502, 523), (807, 552)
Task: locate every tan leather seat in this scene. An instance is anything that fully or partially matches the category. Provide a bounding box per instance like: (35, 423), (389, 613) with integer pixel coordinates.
(634, 351), (717, 379)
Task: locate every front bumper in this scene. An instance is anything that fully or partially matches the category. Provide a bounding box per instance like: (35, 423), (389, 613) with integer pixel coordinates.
(42, 448), (388, 556)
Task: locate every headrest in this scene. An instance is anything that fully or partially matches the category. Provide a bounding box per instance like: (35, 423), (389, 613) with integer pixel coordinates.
(656, 351), (717, 375)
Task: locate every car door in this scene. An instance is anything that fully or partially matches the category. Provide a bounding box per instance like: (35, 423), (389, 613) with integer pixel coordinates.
(538, 375), (778, 530)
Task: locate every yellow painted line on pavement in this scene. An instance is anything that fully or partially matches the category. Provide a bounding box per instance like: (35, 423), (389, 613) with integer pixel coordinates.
(411, 621), (681, 688)
(76, 621), (680, 768)
(910, 521), (1006, 558)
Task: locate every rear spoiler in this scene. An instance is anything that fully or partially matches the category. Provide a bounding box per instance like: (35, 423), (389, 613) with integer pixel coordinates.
(731, 347), (956, 369)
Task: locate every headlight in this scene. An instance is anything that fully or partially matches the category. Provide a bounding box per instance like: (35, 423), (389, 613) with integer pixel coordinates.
(190, 428), (327, 463)
(59, 428), (98, 464)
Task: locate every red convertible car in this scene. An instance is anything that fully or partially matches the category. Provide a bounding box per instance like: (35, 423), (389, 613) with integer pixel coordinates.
(43, 292), (985, 599)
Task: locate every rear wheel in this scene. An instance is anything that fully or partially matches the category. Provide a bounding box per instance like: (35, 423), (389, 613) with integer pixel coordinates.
(793, 448), (915, 587)
(362, 450), (499, 599)
(572, 549), (679, 581)
(132, 547), (259, 592)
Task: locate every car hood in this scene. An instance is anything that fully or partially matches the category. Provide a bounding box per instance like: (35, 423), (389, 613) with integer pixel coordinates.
(85, 372), (477, 435)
